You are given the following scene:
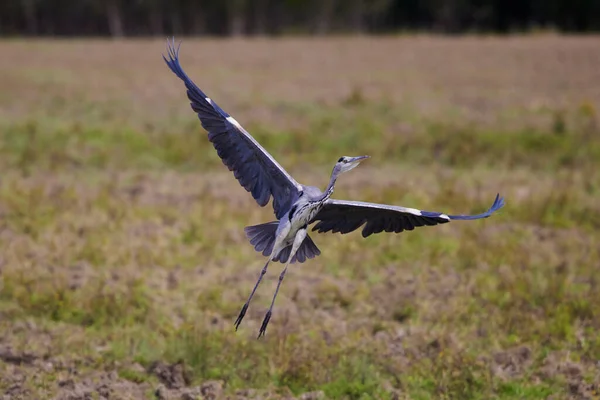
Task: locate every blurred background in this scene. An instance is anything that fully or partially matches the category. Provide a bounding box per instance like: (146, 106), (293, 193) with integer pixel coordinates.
(2, 0), (600, 37)
(1, 1), (599, 400)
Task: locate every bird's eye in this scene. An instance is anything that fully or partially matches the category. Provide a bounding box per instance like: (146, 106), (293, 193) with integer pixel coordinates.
(338, 157), (344, 163)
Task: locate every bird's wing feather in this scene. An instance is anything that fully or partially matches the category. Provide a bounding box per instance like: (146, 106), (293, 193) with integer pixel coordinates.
(311, 194), (504, 238)
(163, 39), (303, 219)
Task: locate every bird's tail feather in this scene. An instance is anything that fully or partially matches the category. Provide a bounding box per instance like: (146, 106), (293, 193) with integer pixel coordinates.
(244, 221), (279, 257)
(274, 234), (321, 264)
(244, 222), (321, 264)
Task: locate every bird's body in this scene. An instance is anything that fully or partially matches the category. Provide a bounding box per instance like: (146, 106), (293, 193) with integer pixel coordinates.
(163, 39), (505, 338)
(282, 187), (325, 240)
(271, 178), (343, 258)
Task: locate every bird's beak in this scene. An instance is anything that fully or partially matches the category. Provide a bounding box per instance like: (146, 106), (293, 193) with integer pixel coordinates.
(351, 155), (370, 163)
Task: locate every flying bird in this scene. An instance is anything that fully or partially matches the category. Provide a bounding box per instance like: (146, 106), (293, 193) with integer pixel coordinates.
(163, 39), (505, 338)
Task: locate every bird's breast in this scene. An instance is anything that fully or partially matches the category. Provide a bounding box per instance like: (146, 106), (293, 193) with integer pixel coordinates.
(290, 201), (323, 226)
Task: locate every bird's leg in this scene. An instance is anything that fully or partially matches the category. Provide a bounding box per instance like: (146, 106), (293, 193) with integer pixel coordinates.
(234, 258), (271, 331)
(235, 228), (288, 331)
(258, 228), (307, 339)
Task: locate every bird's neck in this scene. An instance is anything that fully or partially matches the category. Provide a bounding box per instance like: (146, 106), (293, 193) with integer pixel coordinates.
(319, 169), (339, 202)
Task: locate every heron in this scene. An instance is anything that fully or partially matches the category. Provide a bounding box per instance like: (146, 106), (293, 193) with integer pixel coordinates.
(163, 39), (505, 338)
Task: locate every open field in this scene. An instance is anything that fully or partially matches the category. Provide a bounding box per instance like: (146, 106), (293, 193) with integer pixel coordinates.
(0, 35), (599, 399)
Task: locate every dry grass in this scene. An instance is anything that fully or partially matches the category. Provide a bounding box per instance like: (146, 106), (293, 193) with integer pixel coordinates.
(0, 35), (599, 399)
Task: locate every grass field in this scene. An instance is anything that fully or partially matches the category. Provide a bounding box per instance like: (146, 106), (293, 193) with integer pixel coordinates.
(0, 35), (599, 399)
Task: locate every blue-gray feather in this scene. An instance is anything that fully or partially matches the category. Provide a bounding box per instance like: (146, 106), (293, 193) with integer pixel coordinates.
(273, 235), (321, 264)
(446, 193), (505, 220)
(163, 39), (302, 219)
(311, 194), (504, 238)
(244, 222), (278, 257)
(244, 222), (321, 264)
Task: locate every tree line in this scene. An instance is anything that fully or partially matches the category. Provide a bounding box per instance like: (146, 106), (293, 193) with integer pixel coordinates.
(2, 0), (599, 37)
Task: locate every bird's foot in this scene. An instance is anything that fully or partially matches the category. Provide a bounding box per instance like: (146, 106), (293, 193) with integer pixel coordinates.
(234, 303), (248, 331)
(257, 310), (272, 339)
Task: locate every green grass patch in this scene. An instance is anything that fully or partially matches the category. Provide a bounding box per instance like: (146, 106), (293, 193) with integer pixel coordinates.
(2, 100), (599, 175)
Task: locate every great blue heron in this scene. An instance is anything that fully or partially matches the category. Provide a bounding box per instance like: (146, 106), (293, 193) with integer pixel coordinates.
(163, 39), (505, 338)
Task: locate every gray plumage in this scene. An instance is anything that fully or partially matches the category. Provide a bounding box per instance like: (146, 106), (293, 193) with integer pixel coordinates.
(245, 222), (320, 263)
(163, 38), (505, 338)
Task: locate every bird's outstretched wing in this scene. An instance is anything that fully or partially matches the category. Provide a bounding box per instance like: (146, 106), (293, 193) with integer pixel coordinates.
(163, 39), (303, 219)
(310, 194), (505, 238)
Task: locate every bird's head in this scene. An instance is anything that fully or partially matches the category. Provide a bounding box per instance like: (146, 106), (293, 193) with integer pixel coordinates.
(335, 155), (370, 174)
